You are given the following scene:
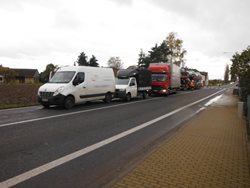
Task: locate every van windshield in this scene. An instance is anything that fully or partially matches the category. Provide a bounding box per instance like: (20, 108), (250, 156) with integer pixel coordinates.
(49, 71), (76, 83)
(116, 78), (129, 85)
(152, 74), (167, 82)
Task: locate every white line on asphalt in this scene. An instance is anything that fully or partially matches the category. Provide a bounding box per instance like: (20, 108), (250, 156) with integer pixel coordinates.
(0, 89), (213, 128)
(0, 97), (161, 128)
(0, 89), (225, 188)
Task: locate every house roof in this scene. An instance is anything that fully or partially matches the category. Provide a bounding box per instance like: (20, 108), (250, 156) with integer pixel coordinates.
(12, 69), (39, 77)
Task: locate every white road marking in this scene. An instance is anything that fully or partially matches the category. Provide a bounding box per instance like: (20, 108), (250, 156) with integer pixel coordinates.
(0, 97), (160, 128)
(0, 89), (215, 128)
(0, 89), (225, 187)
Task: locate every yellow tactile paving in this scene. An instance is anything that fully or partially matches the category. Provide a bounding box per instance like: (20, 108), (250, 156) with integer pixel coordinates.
(113, 95), (250, 188)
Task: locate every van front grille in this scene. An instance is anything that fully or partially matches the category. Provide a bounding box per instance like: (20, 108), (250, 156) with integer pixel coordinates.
(39, 92), (54, 99)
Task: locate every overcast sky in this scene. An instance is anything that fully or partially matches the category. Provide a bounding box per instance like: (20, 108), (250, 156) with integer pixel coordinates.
(0, 0), (249, 79)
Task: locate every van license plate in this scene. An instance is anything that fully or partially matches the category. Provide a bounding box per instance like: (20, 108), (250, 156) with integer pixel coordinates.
(42, 99), (48, 102)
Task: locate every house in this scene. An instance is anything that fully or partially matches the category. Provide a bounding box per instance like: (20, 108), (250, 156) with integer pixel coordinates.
(12, 69), (39, 84)
(200, 71), (209, 86)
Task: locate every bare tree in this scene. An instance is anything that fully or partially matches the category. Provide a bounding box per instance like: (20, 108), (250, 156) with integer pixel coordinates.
(107, 57), (123, 69)
(107, 57), (123, 77)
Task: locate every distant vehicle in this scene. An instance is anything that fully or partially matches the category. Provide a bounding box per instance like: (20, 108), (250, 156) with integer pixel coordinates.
(181, 68), (203, 90)
(114, 67), (151, 101)
(180, 68), (191, 90)
(37, 66), (115, 109)
(148, 63), (181, 95)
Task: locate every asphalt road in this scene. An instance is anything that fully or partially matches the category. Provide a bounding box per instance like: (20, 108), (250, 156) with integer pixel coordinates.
(0, 87), (226, 188)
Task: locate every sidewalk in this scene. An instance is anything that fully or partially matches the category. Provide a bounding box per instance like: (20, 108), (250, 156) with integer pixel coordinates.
(113, 91), (250, 187)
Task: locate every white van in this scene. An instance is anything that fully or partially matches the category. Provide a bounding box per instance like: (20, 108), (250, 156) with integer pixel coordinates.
(37, 66), (115, 109)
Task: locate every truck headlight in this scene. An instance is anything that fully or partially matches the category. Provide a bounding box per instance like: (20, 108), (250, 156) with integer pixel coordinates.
(53, 86), (65, 96)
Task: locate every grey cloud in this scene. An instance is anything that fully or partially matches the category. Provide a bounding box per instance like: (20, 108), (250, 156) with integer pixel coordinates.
(0, 38), (74, 59)
(53, 10), (83, 30)
(149, 0), (250, 56)
(0, 0), (60, 11)
(107, 0), (133, 6)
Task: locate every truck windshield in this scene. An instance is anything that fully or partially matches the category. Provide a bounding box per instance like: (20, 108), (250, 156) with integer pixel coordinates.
(116, 78), (129, 85)
(152, 74), (166, 82)
(49, 71), (76, 83)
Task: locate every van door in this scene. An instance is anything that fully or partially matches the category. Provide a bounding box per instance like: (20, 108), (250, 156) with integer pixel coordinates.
(129, 78), (137, 98)
(73, 72), (89, 102)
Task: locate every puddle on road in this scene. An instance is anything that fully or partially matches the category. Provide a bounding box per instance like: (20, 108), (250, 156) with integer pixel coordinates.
(196, 92), (236, 114)
(205, 93), (237, 107)
(205, 95), (222, 106)
(210, 93), (237, 106)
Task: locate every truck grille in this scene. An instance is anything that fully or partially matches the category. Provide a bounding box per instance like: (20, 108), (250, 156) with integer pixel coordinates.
(39, 92), (54, 99)
(152, 85), (163, 90)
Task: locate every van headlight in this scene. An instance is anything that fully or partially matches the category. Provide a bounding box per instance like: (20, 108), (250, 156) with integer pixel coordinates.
(53, 86), (65, 96)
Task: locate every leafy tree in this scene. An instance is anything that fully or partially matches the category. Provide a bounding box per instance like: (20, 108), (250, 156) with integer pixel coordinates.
(137, 32), (186, 68)
(0, 65), (17, 83)
(166, 32), (187, 66)
(138, 42), (170, 68)
(224, 64), (230, 83)
(149, 41), (171, 63)
(158, 41), (171, 63)
(77, 52), (88, 66)
(230, 46), (250, 102)
(39, 63), (58, 83)
(89, 55), (99, 67)
(209, 79), (224, 86)
(148, 43), (163, 63)
(138, 49), (149, 68)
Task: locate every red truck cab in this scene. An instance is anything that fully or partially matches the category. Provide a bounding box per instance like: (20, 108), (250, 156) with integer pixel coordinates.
(148, 63), (180, 95)
(148, 64), (170, 95)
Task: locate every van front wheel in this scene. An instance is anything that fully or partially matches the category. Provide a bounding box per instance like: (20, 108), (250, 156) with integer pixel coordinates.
(125, 93), (131, 102)
(104, 93), (112, 103)
(64, 96), (75, 109)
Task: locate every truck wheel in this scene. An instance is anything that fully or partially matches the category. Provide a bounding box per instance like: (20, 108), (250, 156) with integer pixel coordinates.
(42, 103), (50, 109)
(104, 93), (112, 103)
(64, 96), (75, 109)
(125, 93), (131, 102)
(142, 91), (147, 99)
